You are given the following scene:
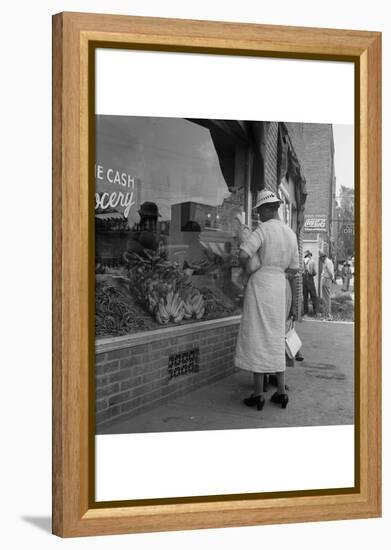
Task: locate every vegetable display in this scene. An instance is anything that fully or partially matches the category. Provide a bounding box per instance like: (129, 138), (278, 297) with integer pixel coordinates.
(200, 287), (235, 319)
(95, 250), (238, 337)
(95, 281), (149, 336)
(124, 249), (206, 325)
(183, 290), (206, 320)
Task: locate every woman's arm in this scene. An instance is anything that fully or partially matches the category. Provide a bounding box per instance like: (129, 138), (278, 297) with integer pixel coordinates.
(285, 269), (298, 319)
(289, 275), (297, 319)
(239, 249), (263, 275)
(238, 249), (250, 269)
(238, 227), (263, 275)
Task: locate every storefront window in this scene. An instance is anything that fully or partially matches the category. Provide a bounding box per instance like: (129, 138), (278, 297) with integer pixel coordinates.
(95, 116), (248, 337)
(278, 178), (298, 230)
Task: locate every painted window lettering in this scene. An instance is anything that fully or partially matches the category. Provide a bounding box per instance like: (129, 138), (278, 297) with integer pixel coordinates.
(95, 191), (135, 217)
(94, 164), (136, 217)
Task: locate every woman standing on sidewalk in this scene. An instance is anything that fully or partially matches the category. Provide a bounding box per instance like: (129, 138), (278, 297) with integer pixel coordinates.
(234, 190), (299, 411)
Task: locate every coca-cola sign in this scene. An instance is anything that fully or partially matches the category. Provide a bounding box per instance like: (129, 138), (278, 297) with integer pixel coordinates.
(304, 215), (328, 232)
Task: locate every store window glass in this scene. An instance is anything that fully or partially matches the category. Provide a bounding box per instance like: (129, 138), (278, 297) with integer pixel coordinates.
(95, 116), (248, 337)
(278, 178), (298, 230)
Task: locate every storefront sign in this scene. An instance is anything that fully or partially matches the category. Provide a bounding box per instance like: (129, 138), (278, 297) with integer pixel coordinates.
(342, 222), (354, 234)
(95, 163), (137, 217)
(304, 215), (328, 232)
(168, 348), (200, 380)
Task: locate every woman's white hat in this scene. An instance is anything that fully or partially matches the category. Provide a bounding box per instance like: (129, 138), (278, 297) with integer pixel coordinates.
(253, 189), (281, 209)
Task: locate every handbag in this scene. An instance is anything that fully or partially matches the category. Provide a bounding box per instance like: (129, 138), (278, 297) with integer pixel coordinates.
(285, 318), (302, 359)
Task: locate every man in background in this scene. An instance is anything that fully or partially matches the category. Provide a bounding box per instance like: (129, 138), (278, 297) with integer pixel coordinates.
(320, 251), (336, 321)
(342, 260), (353, 291)
(303, 250), (318, 317)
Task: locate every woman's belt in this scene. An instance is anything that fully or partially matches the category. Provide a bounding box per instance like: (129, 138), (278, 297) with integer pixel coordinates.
(259, 266), (285, 274)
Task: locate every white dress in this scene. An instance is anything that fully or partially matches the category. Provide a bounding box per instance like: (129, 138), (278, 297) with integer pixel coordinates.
(234, 219), (299, 373)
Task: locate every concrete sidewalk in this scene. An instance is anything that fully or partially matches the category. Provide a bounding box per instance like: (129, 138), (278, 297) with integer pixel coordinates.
(100, 320), (354, 434)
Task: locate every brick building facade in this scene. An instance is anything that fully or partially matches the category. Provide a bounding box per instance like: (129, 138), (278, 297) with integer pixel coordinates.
(287, 123), (336, 293)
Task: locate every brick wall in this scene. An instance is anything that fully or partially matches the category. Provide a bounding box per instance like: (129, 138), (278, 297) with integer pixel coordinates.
(264, 122), (279, 192)
(287, 122), (335, 227)
(95, 323), (239, 432)
(285, 122), (305, 162)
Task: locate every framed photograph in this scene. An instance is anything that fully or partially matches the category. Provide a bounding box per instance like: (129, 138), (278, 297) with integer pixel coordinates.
(52, 12), (381, 537)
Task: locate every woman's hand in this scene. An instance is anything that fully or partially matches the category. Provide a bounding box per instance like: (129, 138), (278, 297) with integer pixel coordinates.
(285, 268), (299, 277)
(244, 255), (261, 275)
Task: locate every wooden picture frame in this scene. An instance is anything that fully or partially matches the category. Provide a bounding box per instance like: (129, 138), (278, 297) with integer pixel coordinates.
(52, 12), (381, 537)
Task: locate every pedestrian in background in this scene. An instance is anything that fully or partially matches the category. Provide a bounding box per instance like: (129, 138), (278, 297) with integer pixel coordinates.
(303, 250), (318, 316)
(342, 261), (352, 291)
(320, 251), (335, 320)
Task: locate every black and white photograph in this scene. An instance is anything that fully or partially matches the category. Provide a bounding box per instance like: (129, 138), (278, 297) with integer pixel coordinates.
(95, 115), (354, 436)
(2, 0), (386, 545)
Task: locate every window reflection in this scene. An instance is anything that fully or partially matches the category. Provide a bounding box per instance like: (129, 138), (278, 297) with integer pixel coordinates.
(95, 116), (246, 336)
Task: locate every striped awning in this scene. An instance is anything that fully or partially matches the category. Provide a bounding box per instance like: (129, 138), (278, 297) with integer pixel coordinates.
(95, 212), (124, 220)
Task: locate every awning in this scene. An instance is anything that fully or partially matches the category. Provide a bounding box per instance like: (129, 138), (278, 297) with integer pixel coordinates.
(187, 119), (267, 194)
(188, 119), (307, 234)
(95, 212), (124, 220)
(277, 123), (308, 233)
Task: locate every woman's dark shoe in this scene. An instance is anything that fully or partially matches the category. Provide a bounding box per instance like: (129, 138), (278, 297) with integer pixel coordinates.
(270, 391), (289, 409)
(243, 394), (265, 411)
